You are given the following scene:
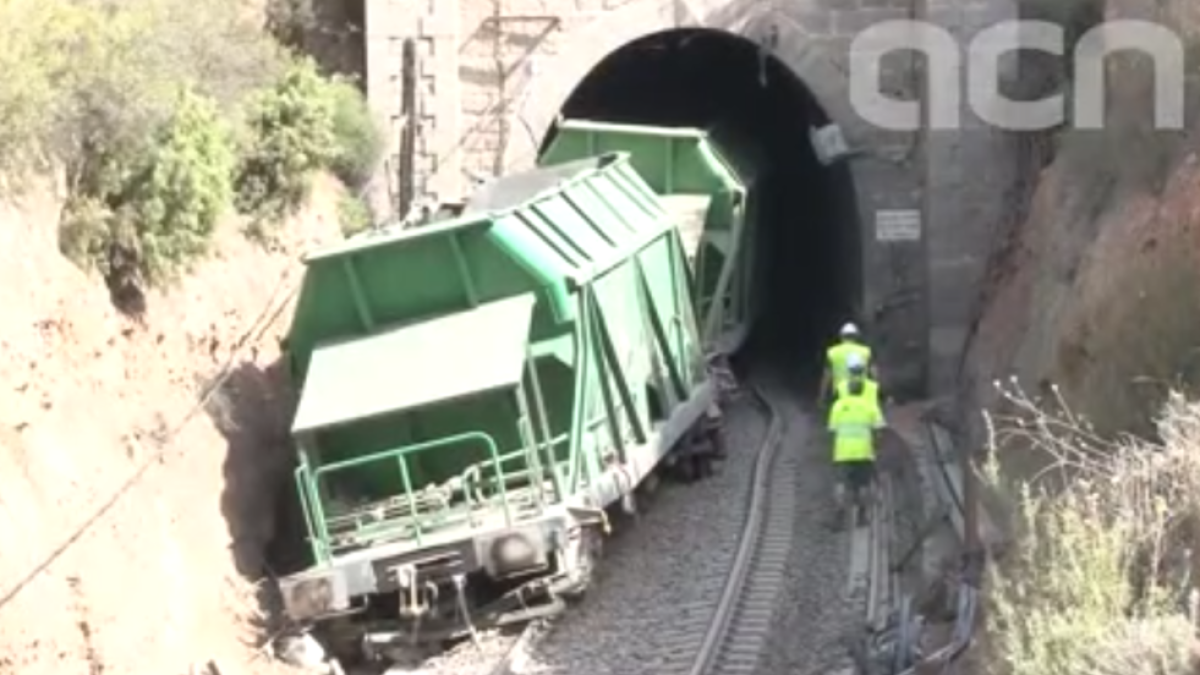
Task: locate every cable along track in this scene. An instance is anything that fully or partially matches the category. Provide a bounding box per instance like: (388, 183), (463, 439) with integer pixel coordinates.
(686, 382), (794, 675)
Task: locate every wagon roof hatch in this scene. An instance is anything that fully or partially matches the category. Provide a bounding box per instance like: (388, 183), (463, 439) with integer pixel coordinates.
(291, 293), (537, 434)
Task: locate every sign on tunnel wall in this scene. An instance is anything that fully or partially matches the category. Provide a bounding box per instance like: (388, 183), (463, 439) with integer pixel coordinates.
(874, 209), (922, 242)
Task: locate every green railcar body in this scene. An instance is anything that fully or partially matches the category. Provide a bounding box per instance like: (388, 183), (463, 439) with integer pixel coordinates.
(277, 153), (715, 641)
(538, 119), (760, 352)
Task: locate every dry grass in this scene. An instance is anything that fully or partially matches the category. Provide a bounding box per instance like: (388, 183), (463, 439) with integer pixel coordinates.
(981, 381), (1200, 675)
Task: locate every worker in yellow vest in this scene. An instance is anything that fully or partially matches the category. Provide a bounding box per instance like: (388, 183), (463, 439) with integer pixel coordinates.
(836, 353), (880, 408)
(819, 322), (874, 406)
(827, 377), (885, 527)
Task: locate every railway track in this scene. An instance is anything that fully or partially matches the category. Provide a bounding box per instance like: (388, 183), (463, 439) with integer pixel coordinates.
(685, 382), (896, 675)
(427, 380), (897, 675)
(468, 386), (777, 672)
(684, 383), (791, 675)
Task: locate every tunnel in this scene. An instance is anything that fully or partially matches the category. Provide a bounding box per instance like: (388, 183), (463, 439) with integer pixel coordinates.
(542, 28), (863, 383)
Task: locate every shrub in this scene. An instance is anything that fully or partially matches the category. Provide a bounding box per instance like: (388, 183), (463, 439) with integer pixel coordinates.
(0, 0), (282, 176)
(234, 56), (339, 237)
(119, 91), (236, 282)
(327, 79), (383, 190)
(0, 0), (75, 172)
(2, 0), (284, 304)
(982, 381), (1200, 675)
(336, 193), (373, 237)
(1, 0), (383, 298)
(234, 57), (384, 239)
(59, 90), (235, 286)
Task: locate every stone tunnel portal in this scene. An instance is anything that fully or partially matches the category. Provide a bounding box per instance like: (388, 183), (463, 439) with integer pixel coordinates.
(543, 28), (863, 382)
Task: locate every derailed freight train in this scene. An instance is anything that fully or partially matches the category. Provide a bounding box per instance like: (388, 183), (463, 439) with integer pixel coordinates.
(276, 124), (759, 656)
(539, 119), (762, 351)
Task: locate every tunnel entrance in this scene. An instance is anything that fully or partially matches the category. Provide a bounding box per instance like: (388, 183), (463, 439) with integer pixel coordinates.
(543, 28), (862, 382)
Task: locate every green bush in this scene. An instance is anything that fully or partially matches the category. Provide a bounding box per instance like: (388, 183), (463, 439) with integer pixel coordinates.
(2, 0), (285, 299)
(59, 90), (236, 286)
(0, 0), (282, 175)
(327, 79), (383, 190)
(0, 0), (72, 171)
(234, 57), (384, 240)
(2, 0), (383, 297)
(120, 91), (236, 282)
(234, 56), (339, 237)
(336, 193), (373, 237)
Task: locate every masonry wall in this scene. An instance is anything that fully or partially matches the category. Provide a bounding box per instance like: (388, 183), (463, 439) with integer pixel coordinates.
(363, 0), (1020, 397)
(924, 0), (1019, 394)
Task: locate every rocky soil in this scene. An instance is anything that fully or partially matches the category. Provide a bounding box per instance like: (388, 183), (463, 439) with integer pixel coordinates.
(0, 175), (344, 675)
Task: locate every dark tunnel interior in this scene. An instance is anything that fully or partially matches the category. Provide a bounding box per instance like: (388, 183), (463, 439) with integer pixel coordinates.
(544, 29), (863, 384)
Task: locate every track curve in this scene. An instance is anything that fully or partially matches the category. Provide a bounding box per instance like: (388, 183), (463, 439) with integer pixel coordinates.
(686, 383), (793, 675)
(464, 378), (894, 675)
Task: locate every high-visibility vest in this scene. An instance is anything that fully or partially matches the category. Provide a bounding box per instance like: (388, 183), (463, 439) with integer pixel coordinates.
(827, 394), (884, 463)
(836, 377), (880, 409)
(826, 341), (872, 388)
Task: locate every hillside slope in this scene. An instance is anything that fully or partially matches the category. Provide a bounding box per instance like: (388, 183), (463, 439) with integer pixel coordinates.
(962, 142), (1200, 470)
(0, 176), (341, 675)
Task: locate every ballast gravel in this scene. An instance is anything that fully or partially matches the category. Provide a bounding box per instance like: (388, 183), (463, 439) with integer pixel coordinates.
(371, 627), (524, 675)
(514, 394), (771, 675)
(752, 396), (862, 675)
(374, 387), (864, 675)
(346, 396), (766, 675)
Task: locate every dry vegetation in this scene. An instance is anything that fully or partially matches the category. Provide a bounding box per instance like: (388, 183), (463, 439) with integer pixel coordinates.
(982, 382), (1200, 675)
(967, 0), (1200, 663)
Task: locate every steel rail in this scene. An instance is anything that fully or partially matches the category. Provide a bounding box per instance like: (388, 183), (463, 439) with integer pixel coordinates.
(685, 381), (790, 675)
(867, 473), (895, 630)
(488, 382), (805, 675)
(461, 379), (783, 675)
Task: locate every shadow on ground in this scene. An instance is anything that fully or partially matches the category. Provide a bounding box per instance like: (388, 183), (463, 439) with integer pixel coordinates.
(205, 360), (311, 582)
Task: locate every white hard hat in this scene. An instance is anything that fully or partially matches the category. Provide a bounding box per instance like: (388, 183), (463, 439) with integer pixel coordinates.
(839, 322), (859, 337)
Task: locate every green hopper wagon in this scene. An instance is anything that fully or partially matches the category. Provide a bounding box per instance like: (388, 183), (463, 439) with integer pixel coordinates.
(539, 119), (762, 352)
(277, 153), (718, 650)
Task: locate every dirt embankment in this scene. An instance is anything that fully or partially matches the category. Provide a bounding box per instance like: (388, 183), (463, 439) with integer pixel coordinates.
(961, 141), (1200, 473)
(0, 175), (341, 675)
(957, 0), (1200, 469)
